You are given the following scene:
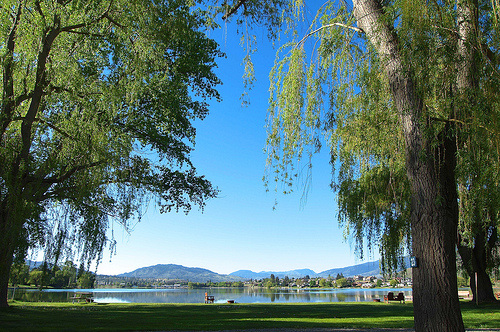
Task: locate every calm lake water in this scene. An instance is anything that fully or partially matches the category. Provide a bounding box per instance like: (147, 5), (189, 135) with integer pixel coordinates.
(8, 287), (412, 304)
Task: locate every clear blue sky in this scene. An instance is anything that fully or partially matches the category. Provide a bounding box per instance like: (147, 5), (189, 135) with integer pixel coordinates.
(95, 16), (377, 276)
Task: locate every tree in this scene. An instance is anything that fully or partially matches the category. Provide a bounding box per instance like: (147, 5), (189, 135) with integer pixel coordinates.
(8, 262), (29, 286)
(51, 269), (66, 289)
(283, 275), (290, 286)
(335, 278), (350, 288)
(330, 0), (500, 298)
(61, 261), (77, 288)
(0, 0), (222, 307)
(256, 0), (499, 331)
(77, 271), (95, 289)
(455, 121), (500, 303)
(217, 0), (499, 329)
(339, 161), (500, 303)
(28, 270), (43, 288)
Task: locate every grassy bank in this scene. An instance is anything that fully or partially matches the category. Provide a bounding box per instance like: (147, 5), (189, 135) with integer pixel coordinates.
(1, 301), (499, 331)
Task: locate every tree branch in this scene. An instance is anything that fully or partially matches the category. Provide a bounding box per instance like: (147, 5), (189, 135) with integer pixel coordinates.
(14, 92), (32, 109)
(25, 160), (107, 202)
(57, 0), (74, 5)
(103, 13), (125, 28)
(432, 24), (500, 77)
(12, 114), (74, 140)
(296, 23), (364, 48)
(222, 0), (247, 20)
(48, 84), (103, 99)
(36, 186), (78, 201)
(34, 0), (46, 23)
(42, 160), (107, 184)
(18, 18), (62, 172)
(64, 30), (105, 37)
(25, 159), (106, 189)
(430, 116), (500, 137)
(1, 2), (23, 140)
(60, 0), (119, 32)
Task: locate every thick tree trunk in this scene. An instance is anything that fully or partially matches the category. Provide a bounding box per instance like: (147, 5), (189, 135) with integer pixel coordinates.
(470, 269), (497, 303)
(0, 247), (14, 308)
(458, 229), (498, 303)
(0, 8), (60, 307)
(353, 0), (464, 330)
(0, 203), (23, 308)
(409, 124), (463, 331)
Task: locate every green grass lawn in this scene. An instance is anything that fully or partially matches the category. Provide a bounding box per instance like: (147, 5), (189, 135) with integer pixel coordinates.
(0, 301), (499, 331)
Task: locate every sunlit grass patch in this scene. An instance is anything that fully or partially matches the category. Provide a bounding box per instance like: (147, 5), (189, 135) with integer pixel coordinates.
(0, 300), (498, 331)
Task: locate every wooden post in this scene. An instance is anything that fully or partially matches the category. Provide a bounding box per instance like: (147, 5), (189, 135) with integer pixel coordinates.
(475, 272), (478, 306)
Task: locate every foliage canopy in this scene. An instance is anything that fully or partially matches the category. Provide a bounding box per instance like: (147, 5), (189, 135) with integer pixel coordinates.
(265, 0), (500, 274)
(0, 0), (222, 305)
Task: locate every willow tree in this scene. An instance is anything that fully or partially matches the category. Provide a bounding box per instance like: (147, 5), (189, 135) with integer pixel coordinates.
(0, 0), (222, 307)
(456, 117), (500, 302)
(261, 0), (500, 330)
(336, 114), (500, 303)
(332, 14), (500, 302)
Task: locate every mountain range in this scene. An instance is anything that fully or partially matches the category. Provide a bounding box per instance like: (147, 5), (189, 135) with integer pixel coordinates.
(230, 260), (381, 279)
(118, 264), (245, 283)
(119, 260), (383, 282)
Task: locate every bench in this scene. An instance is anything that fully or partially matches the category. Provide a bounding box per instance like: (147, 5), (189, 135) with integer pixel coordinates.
(384, 292), (405, 303)
(204, 292), (214, 303)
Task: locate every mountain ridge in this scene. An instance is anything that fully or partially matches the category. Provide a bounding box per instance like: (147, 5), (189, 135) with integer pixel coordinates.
(229, 268), (317, 280)
(118, 263), (245, 283)
(119, 260), (383, 282)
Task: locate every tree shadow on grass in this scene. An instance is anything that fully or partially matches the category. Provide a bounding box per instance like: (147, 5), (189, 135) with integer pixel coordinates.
(0, 302), (416, 331)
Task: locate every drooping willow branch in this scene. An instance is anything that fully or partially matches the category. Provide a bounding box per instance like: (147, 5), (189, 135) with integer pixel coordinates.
(296, 23), (364, 48)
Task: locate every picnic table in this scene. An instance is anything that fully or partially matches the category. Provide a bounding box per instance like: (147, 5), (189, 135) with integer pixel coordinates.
(70, 292), (94, 303)
(458, 290), (471, 299)
(204, 292), (215, 303)
(384, 292), (405, 303)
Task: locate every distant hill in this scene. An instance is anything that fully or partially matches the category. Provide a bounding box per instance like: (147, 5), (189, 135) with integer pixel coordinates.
(25, 259), (403, 281)
(26, 260), (44, 269)
(123, 260), (385, 281)
(317, 261), (381, 278)
(118, 264), (244, 283)
(316, 258), (410, 278)
(230, 269), (317, 280)
(230, 261), (383, 280)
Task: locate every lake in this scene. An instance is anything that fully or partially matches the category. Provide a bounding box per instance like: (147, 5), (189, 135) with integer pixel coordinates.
(8, 287), (412, 304)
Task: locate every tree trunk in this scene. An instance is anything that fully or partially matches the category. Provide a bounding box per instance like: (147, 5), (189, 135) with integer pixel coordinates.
(470, 269), (497, 303)
(0, 202), (23, 308)
(0, 8), (60, 307)
(409, 124), (463, 331)
(0, 246), (14, 308)
(458, 229), (498, 303)
(353, 0), (464, 330)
